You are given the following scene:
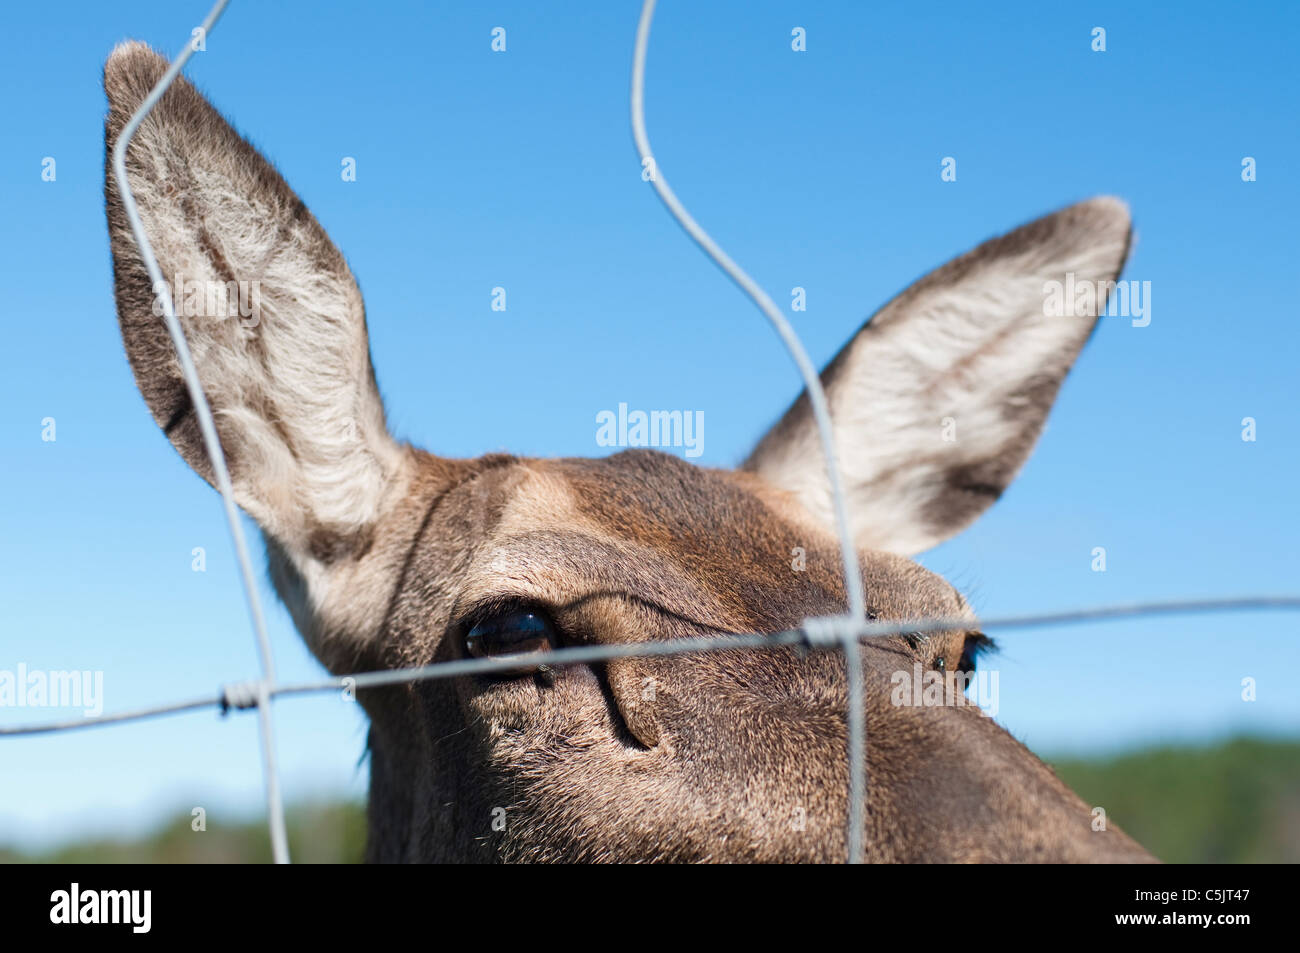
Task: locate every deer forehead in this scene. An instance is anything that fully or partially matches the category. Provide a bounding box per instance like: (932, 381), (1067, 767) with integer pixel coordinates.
(432, 451), (968, 637)
(435, 456), (760, 630)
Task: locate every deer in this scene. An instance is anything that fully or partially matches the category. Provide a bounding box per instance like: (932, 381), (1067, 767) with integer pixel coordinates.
(103, 41), (1155, 863)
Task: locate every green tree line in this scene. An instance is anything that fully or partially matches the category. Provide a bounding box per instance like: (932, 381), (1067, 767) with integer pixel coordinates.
(3, 737), (1296, 863)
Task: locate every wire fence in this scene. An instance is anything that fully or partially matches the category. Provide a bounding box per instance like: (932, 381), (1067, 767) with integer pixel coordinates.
(5, 0), (1299, 865)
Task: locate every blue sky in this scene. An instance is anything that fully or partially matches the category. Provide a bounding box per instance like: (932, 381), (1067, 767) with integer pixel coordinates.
(2, 0), (1298, 850)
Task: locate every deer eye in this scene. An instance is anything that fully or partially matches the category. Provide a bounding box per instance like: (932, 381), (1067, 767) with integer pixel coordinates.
(464, 610), (556, 660)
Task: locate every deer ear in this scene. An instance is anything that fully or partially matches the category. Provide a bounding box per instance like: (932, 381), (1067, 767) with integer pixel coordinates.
(744, 197), (1132, 556)
(104, 42), (406, 564)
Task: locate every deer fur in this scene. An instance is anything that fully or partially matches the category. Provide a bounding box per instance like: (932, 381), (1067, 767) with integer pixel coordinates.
(104, 42), (1153, 863)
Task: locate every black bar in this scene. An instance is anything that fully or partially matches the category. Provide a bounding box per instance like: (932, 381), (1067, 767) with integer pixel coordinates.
(0, 863), (1282, 939)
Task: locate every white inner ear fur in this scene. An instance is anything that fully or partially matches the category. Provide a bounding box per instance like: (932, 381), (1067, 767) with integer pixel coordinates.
(747, 199), (1130, 556)
(122, 109), (405, 553)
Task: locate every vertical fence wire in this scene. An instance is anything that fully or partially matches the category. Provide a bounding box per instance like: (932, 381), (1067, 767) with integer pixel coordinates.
(97, 0), (869, 867)
(631, 0), (869, 863)
(109, 0), (289, 864)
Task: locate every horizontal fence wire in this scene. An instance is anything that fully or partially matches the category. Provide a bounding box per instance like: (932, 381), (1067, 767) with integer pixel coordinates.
(6, 596), (1300, 738)
(10, 0), (1300, 866)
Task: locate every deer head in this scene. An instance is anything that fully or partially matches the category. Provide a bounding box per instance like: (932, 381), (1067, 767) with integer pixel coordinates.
(104, 42), (1153, 863)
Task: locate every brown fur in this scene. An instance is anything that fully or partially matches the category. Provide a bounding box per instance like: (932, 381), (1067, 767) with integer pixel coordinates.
(340, 450), (1152, 862)
(103, 43), (1154, 863)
